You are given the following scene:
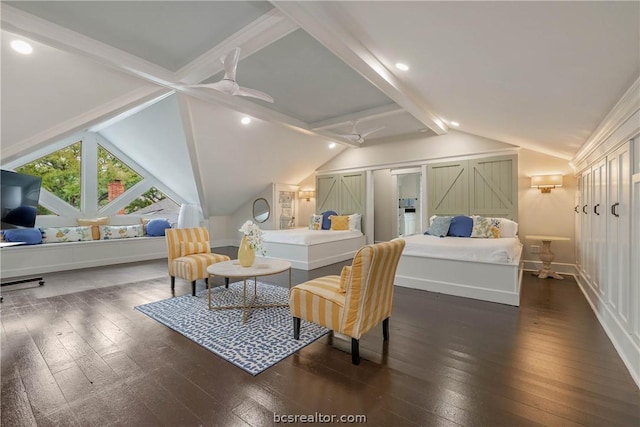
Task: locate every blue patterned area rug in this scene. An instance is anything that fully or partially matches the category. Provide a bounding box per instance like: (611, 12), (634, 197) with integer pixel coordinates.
(134, 280), (329, 375)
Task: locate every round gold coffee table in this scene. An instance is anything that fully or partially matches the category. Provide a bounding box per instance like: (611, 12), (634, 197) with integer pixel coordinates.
(206, 258), (292, 323)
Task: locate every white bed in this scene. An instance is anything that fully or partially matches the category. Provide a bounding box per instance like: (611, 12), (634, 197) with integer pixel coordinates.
(259, 228), (366, 270)
(396, 234), (524, 306)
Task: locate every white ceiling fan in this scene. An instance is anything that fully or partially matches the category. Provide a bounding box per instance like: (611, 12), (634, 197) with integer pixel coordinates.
(337, 122), (385, 144)
(187, 47), (274, 103)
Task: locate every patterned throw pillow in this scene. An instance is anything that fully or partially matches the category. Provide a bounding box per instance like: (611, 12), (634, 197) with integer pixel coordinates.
(41, 226), (92, 243)
(489, 218), (501, 239)
(180, 241), (211, 257)
(470, 216), (492, 238)
(308, 214), (322, 230)
(425, 216), (452, 237)
(330, 215), (349, 231)
(99, 224), (143, 240)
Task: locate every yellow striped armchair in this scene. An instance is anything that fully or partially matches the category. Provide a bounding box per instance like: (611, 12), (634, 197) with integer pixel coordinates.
(289, 238), (406, 365)
(165, 227), (230, 296)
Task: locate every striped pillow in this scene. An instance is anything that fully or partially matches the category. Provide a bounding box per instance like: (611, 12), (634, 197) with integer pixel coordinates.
(180, 241), (211, 257)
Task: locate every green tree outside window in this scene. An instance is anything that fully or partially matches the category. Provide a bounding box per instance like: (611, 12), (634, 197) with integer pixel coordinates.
(16, 142), (82, 213)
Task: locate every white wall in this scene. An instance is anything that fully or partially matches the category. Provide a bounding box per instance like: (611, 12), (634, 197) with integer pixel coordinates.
(373, 169), (393, 242)
(297, 173), (316, 227)
(318, 130), (517, 172)
(518, 149), (577, 265)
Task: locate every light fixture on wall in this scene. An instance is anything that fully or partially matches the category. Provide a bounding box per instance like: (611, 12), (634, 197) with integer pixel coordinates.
(299, 190), (315, 201)
(531, 175), (563, 193)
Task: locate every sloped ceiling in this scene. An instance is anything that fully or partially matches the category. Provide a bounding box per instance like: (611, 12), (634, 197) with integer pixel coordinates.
(98, 94), (201, 205)
(1, 1), (638, 218)
(0, 29), (159, 160)
(183, 95), (346, 215)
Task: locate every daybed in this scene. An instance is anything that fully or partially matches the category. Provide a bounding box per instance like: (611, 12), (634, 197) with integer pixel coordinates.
(1, 236), (167, 279)
(395, 216), (524, 306)
(258, 211), (365, 270)
(0, 216), (171, 279)
(260, 228), (365, 270)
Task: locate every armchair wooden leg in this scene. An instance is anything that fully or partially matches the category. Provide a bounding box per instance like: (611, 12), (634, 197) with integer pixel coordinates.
(383, 317), (390, 341)
(293, 317), (301, 340)
(170, 276), (175, 290)
(191, 281), (196, 296)
(225, 277), (229, 288)
(351, 338), (360, 365)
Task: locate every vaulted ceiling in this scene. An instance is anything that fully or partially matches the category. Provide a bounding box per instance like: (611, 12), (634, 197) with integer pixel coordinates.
(1, 1), (638, 215)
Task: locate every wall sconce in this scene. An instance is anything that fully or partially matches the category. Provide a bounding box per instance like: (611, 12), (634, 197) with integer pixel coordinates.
(299, 190), (315, 201)
(531, 175), (563, 193)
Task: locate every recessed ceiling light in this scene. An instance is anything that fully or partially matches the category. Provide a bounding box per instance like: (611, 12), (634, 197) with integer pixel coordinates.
(241, 117), (251, 125)
(11, 40), (33, 55)
(328, 142), (336, 149)
(450, 121), (460, 127)
(395, 63), (409, 71)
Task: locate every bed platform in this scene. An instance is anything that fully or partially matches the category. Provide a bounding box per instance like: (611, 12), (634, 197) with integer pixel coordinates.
(395, 235), (524, 306)
(259, 229), (365, 270)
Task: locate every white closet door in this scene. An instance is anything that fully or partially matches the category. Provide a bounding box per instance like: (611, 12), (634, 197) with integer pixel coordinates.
(592, 159), (607, 298)
(608, 142), (632, 329)
(579, 169), (592, 284)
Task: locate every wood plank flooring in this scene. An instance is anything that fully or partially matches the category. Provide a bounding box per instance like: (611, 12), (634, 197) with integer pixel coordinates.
(1, 248), (638, 426)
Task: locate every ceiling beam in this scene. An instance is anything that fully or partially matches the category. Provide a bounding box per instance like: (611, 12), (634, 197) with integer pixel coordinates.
(1, 3), (360, 149)
(176, 9), (299, 85)
(273, 1), (448, 136)
(1, 4), (176, 86)
(311, 104), (404, 131)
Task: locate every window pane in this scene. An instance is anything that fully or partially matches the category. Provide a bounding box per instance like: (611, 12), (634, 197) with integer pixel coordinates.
(97, 146), (142, 209)
(16, 142), (82, 209)
(37, 205), (58, 216)
(122, 187), (180, 215)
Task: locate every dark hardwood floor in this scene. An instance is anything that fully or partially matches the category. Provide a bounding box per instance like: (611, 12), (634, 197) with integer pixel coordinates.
(1, 247), (639, 426)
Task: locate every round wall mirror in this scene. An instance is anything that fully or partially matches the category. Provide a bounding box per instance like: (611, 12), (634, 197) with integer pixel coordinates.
(253, 198), (270, 223)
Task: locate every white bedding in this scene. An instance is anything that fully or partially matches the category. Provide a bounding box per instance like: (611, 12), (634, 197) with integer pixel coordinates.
(402, 234), (522, 264)
(262, 228), (363, 245)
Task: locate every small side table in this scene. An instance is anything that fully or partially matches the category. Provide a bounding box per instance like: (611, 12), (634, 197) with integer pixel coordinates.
(525, 235), (571, 280)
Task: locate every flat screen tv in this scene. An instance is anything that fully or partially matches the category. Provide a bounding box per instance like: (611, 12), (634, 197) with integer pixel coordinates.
(1, 169), (42, 229)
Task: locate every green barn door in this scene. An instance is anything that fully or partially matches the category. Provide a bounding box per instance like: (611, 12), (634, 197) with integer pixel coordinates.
(469, 155), (518, 219)
(427, 161), (469, 216)
(316, 175), (339, 213)
(339, 173), (365, 215)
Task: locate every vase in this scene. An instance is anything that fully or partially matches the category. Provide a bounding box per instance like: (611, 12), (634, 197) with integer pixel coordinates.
(238, 235), (255, 267)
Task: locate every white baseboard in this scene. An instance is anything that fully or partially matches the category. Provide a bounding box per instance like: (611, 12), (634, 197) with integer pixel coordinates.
(521, 259), (578, 276)
(574, 271), (640, 389)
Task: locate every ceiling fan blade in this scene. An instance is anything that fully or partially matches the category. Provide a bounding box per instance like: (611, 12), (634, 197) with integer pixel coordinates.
(337, 133), (361, 142)
(189, 80), (234, 94)
(237, 86), (274, 103)
(361, 126), (385, 138)
(222, 47), (241, 81)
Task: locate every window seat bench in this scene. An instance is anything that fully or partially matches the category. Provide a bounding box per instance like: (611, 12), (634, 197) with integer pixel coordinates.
(0, 236), (167, 279)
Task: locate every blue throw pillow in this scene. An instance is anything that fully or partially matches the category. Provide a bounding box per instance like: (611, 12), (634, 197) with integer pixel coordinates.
(447, 215), (473, 237)
(321, 211), (338, 230)
(425, 216), (452, 237)
(2, 228), (42, 244)
(146, 219), (172, 237)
